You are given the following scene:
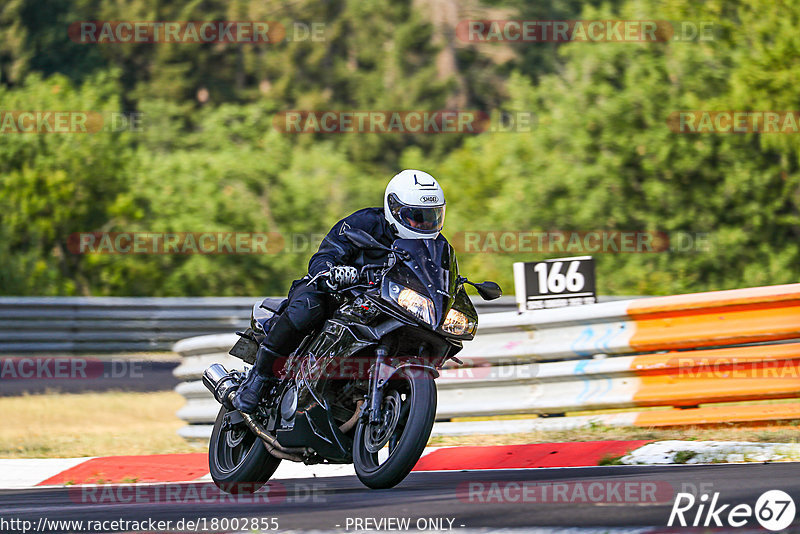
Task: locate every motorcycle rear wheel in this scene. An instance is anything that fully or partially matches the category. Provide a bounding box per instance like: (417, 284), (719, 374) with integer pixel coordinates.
(209, 406), (281, 494)
(353, 367), (437, 489)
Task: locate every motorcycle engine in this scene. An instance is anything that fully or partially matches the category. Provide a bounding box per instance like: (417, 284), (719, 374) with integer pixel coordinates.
(279, 384), (298, 424)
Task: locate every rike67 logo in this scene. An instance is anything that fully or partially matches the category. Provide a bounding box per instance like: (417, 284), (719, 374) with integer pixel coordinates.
(669, 489), (796, 531)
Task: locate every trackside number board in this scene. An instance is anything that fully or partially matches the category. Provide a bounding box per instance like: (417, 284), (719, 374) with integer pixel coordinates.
(513, 256), (597, 311)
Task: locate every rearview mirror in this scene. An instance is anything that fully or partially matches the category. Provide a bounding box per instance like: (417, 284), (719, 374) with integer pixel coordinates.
(474, 281), (502, 301)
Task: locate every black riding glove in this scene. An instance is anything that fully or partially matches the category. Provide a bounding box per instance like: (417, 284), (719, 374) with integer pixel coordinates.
(325, 265), (359, 291)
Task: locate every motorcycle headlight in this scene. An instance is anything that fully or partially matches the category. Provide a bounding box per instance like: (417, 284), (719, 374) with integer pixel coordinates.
(442, 308), (477, 336)
(387, 282), (435, 325)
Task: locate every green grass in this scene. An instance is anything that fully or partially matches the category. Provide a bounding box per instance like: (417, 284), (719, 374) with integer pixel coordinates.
(597, 453), (625, 466)
(673, 450), (698, 464)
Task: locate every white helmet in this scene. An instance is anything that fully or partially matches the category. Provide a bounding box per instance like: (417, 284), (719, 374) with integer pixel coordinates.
(384, 169), (446, 239)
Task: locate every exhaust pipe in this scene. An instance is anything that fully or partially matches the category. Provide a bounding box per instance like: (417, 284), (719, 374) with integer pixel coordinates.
(241, 413), (308, 462)
(338, 399), (364, 434)
(202, 363), (239, 409)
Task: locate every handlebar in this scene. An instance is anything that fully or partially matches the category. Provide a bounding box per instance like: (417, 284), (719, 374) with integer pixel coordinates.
(358, 263), (386, 286)
(306, 263), (387, 293)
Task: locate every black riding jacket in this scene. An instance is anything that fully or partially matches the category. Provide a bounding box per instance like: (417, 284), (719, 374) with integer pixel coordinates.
(307, 207), (397, 277)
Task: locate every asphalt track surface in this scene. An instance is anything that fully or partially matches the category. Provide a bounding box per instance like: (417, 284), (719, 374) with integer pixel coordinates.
(2, 464), (799, 533)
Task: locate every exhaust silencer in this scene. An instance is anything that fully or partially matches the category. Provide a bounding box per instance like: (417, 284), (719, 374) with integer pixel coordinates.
(202, 363), (239, 409)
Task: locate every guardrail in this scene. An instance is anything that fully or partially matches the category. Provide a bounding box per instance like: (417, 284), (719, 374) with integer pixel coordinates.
(172, 284), (800, 441)
(0, 296), (515, 353)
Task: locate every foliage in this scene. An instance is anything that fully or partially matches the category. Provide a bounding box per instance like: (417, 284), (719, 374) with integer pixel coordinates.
(1, 0), (798, 296)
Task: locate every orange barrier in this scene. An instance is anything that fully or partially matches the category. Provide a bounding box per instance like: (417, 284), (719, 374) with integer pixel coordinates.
(446, 284), (800, 428)
(631, 342), (800, 407)
(628, 283), (800, 351)
(629, 342), (800, 371)
(633, 402), (800, 427)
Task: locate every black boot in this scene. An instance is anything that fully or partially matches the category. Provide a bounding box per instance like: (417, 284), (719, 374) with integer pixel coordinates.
(232, 346), (281, 414)
(232, 368), (270, 414)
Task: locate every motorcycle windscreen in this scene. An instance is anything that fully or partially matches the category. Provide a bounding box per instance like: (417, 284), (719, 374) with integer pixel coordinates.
(389, 237), (459, 327)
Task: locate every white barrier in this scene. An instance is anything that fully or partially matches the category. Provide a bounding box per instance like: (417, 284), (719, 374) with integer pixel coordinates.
(171, 300), (640, 441)
(172, 285), (800, 441)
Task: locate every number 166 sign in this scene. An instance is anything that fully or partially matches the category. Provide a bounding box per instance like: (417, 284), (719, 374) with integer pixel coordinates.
(513, 256), (597, 311)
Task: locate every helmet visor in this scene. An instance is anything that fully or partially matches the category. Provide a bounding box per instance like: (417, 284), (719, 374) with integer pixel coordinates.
(388, 193), (445, 234)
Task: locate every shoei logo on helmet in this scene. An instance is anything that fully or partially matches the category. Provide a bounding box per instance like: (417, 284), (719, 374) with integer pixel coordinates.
(420, 195), (439, 203)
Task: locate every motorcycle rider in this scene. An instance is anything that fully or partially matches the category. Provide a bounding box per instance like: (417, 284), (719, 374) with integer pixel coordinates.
(233, 169), (447, 413)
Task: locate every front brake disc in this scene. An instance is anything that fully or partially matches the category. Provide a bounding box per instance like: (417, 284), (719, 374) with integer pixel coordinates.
(365, 390), (402, 453)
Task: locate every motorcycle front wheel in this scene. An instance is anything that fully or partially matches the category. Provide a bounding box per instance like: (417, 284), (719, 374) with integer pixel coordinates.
(208, 406), (281, 494)
(353, 367), (437, 489)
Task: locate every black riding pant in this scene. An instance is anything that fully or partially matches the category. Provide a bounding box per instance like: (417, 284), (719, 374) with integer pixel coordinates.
(256, 279), (334, 376)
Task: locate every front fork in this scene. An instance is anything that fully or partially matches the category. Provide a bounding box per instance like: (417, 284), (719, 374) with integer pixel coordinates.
(364, 345), (441, 425)
(368, 345), (392, 424)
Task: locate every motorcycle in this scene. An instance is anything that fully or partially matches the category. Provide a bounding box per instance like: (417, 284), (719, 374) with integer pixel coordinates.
(202, 228), (501, 491)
